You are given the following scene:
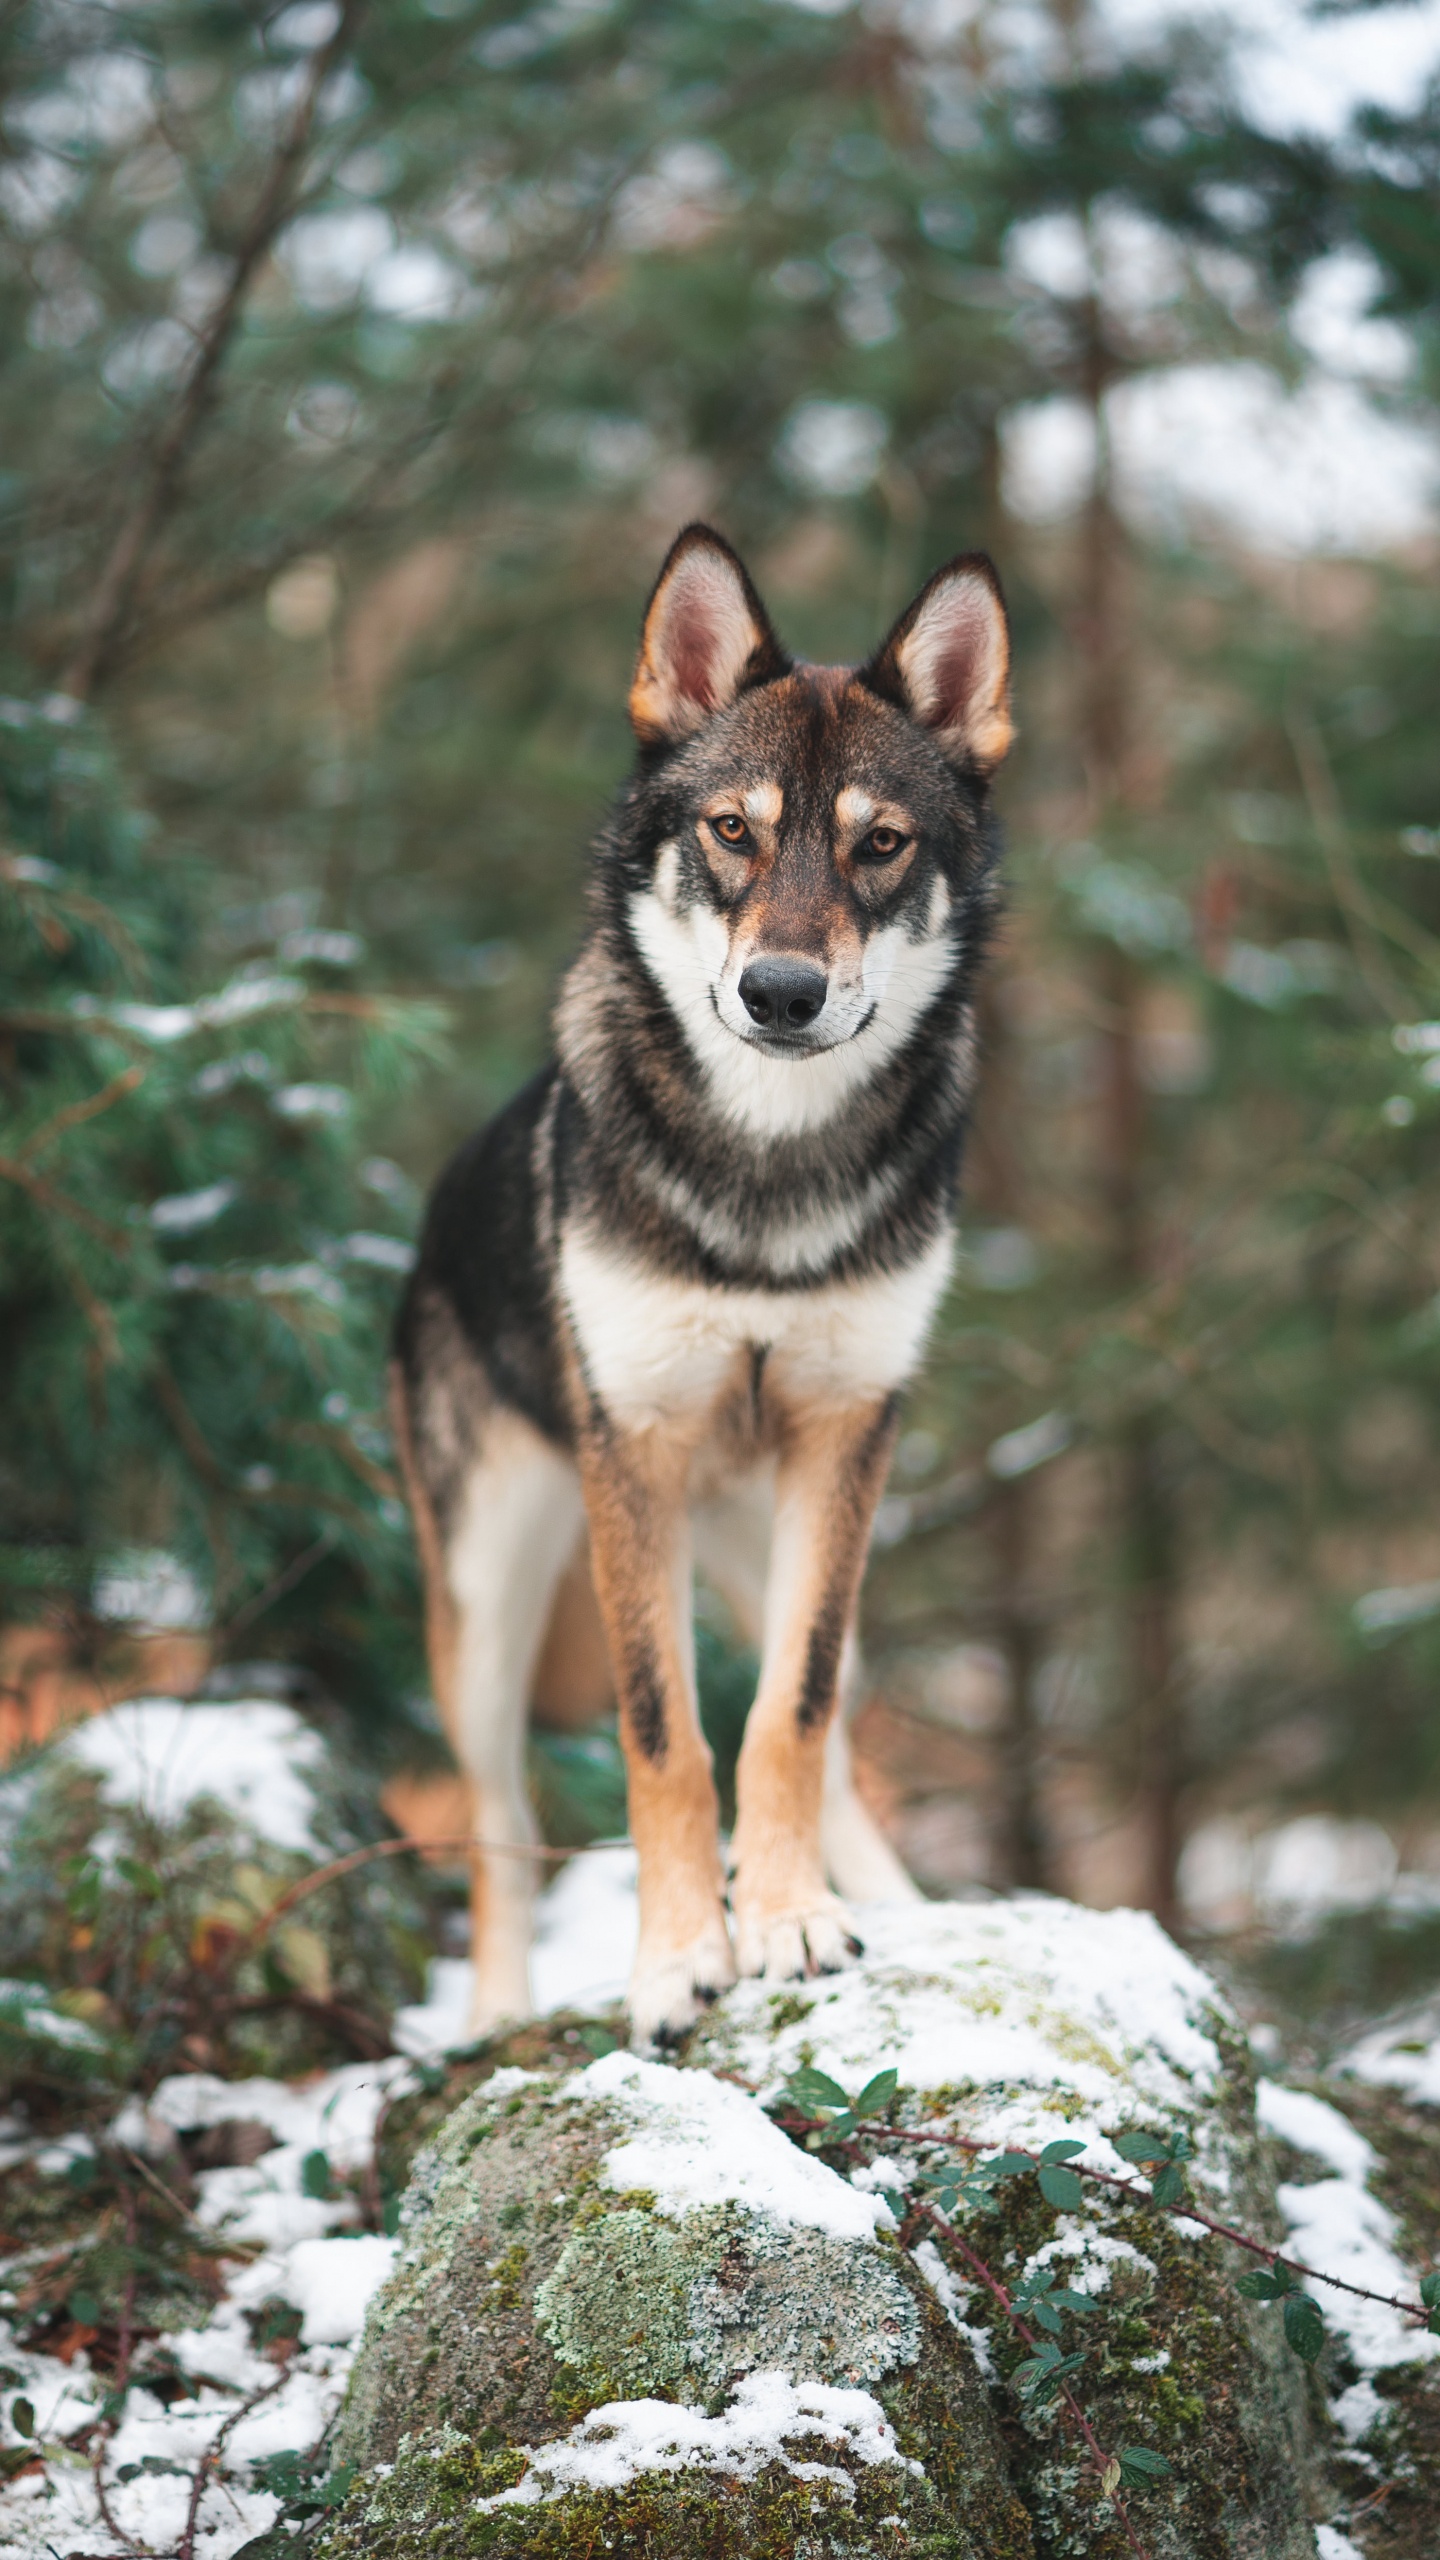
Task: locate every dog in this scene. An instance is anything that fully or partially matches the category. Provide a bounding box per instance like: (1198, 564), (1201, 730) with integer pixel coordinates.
(391, 524), (1012, 2043)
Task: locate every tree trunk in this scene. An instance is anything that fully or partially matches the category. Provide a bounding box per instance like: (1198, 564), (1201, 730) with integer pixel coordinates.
(1077, 298), (1186, 1933)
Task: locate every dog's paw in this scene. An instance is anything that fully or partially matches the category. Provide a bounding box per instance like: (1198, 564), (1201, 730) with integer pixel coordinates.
(732, 1893), (862, 1984)
(627, 1922), (736, 2049)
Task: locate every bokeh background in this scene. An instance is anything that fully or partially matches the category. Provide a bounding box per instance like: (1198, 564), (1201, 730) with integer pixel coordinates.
(5, 0), (1440, 2015)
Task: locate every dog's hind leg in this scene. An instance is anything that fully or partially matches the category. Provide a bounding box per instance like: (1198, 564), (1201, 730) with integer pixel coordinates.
(442, 1412), (585, 2030)
(729, 1394), (900, 1981)
(693, 1477), (917, 1904)
(578, 1422), (733, 2046)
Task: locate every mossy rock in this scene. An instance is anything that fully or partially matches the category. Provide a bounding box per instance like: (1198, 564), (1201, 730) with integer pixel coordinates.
(319, 1900), (1326, 2556)
(1285, 2060), (1440, 2559)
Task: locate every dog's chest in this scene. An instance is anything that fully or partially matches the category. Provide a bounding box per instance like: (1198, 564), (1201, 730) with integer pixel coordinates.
(558, 1223), (952, 1431)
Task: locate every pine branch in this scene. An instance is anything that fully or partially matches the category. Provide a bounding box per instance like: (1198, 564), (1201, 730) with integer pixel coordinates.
(59, 0), (368, 701)
(20, 1063), (145, 1162)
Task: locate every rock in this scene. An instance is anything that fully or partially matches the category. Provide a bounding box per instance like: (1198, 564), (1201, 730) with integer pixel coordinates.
(320, 1897), (1323, 2556)
(1269, 2003), (1440, 2559)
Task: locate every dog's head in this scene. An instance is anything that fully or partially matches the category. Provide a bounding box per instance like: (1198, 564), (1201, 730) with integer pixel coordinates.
(619, 524), (1012, 1134)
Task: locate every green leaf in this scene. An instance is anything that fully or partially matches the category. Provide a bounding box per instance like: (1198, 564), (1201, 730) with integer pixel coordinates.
(1235, 2269), (1286, 2301)
(115, 1856), (162, 1896)
(877, 2187), (907, 2224)
(1049, 2286), (1098, 2316)
(853, 2068), (898, 2119)
(68, 2290), (101, 2326)
(1419, 2272), (1440, 2310)
(1038, 2163), (1085, 2210)
(1114, 2130), (1171, 2167)
(986, 2151), (1036, 2181)
(579, 2024), (618, 2059)
(1039, 2138), (1086, 2165)
(1151, 2161), (1189, 2208)
(1282, 2292), (1326, 2362)
(784, 2068), (849, 2115)
(1118, 2445), (1173, 2486)
(1427, 2308), (1440, 2338)
(1033, 2301), (1063, 2334)
(11, 2397), (33, 2439)
(301, 2148), (334, 2200)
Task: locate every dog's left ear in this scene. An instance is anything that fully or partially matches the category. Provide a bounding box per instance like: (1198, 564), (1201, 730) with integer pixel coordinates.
(629, 524), (789, 748)
(860, 553), (1013, 773)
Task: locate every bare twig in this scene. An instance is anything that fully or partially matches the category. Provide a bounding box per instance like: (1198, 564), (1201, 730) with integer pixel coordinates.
(176, 2368), (289, 2560)
(60, 1), (368, 699)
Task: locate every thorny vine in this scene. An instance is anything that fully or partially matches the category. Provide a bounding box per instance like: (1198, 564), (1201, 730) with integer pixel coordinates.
(769, 2062), (1440, 2560)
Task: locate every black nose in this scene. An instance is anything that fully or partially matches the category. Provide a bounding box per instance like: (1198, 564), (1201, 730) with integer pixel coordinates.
(737, 957), (828, 1032)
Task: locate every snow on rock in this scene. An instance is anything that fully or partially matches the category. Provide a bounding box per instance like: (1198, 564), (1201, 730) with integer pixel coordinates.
(480, 2371), (919, 2509)
(1257, 2075), (1438, 2379)
(569, 2046), (887, 2240)
(1341, 1997), (1440, 2107)
(1257, 2077), (1378, 2182)
(691, 1895), (1229, 2179)
(1277, 2172), (1437, 2374)
(65, 1694), (327, 1852)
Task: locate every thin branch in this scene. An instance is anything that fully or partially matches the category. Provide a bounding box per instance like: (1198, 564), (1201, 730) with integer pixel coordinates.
(939, 2216), (1153, 2560)
(20, 1064), (145, 1162)
(60, 0), (368, 700)
(175, 2368), (290, 2560)
(251, 1827), (599, 1947)
(0, 1150), (131, 1250)
(865, 2122), (1434, 2330)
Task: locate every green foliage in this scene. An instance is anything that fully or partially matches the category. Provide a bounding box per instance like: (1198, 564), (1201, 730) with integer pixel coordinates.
(0, 1713), (432, 2099)
(1234, 2259), (1328, 2362)
(0, 700), (445, 1739)
(1114, 2127), (1194, 2209)
(779, 2062), (897, 2147)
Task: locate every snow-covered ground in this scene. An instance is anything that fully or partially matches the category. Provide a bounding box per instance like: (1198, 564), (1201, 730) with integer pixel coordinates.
(0, 2054), (410, 2557)
(3, 1841), (1437, 2553)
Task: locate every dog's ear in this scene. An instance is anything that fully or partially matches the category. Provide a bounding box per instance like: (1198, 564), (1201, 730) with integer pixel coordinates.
(860, 553), (1013, 773)
(629, 525), (789, 748)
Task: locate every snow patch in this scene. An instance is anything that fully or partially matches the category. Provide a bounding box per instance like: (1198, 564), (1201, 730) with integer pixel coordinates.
(286, 2234), (398, 2343)
(1342, 2007), (1440, 2108)
(479, 2371), (918, 2508)
(65, 1696), (327, 1853)
(1257, 2079), (1378, 2183)
(573, 2049), (886, 2242)
(1276, 2173), (1437, 2374)
(911, 2237), (995, 2377)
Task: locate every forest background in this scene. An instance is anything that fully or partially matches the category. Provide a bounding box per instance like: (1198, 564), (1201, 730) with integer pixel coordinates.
(4, 0), (1440, 2000)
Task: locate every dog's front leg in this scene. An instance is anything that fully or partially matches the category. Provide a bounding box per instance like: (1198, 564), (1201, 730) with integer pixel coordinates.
(730, 1394), (899, 1981)
(578, 1422), (733, 2044)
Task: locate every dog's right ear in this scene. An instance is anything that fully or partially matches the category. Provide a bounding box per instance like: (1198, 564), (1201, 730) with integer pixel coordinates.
(629, 525), (789, 749)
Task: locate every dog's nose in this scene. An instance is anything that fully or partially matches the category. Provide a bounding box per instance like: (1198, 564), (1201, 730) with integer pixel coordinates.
(737, 957), (828, 1032)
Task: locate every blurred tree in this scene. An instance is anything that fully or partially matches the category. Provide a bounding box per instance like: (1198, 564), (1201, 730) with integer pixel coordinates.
(1, 0), (1438, 1913)
(0, 690), (442, 1747)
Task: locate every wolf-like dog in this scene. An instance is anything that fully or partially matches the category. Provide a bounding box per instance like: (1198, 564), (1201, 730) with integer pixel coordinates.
(392, 524), (1013, 2043)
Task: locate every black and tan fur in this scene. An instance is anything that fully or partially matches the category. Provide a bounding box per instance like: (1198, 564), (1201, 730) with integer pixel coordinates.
(392, 525), (1013, 2042)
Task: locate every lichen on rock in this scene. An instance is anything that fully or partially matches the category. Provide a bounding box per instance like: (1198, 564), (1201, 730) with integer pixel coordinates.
(318, 1899), (1329, 2558)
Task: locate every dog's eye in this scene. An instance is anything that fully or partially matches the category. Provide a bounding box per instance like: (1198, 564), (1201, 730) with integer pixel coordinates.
(859, 826), (907, 862)
(710, 813), (750, 846)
